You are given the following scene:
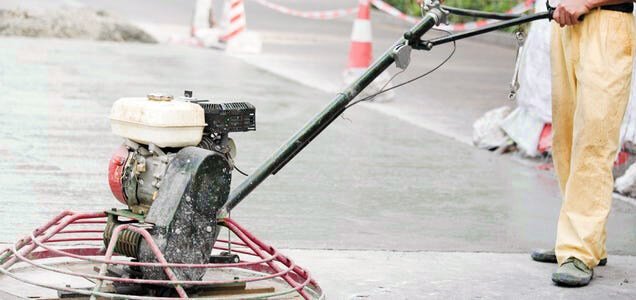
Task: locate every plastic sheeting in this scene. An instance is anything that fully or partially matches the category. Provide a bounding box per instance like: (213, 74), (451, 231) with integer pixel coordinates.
(501, 6), (636, 156)
(616, 162), (636, 197)
(500, 106), (545, 157)
(621, 71), (636, 145)
(473, 106), (512, 150)
(513, 8), (553, 123)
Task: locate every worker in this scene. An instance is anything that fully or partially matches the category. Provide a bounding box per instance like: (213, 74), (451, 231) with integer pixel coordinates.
(531, 0), (635, 287)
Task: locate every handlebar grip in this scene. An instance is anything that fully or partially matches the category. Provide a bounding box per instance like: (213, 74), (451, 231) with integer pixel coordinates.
(547, 3), (585, 22)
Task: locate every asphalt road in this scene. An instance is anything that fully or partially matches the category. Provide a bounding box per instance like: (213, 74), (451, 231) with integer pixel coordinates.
(1, 0), (636, 298)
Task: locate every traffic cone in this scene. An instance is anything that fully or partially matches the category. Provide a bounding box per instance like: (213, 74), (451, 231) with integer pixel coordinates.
(218, 0), (262, 53)
(346, 0), (373, 71)
(344, 0), (394, 102)
(220, 0), (246, 42)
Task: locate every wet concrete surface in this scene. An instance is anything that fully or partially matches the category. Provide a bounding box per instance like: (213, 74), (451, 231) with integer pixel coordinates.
(0, 0), (523, 145)
(1, 36), (636, 255)
(286, 250), (636, 299)
(0, 1), (635, 298)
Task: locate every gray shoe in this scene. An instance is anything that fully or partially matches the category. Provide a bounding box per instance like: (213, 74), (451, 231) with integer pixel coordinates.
(552, 257), (593, 287)
(531, 248), (607, 266)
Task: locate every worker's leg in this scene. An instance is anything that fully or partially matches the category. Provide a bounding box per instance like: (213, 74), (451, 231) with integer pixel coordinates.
(600, 227), (607, 260)
(555, 10), (635, 268)
(530, 24), (577, 266)
(550, 22), (577, 196)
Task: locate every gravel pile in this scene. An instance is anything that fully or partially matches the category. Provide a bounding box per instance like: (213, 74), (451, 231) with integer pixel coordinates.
(0, 8), (157, 43)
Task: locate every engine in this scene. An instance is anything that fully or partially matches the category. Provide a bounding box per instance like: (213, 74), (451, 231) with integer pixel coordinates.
(104, 92), (255, 282)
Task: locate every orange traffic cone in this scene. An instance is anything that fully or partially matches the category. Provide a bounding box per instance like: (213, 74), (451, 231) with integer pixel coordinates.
(346, 0), (373, 71)
(343, 0), (394, 102)
(218, 0), (262, 53)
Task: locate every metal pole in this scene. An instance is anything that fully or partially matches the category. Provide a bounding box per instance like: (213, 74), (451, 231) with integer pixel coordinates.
(427, 12), (549, 47)
(441, 5), (523, 20)
(221, 6), (446, 214)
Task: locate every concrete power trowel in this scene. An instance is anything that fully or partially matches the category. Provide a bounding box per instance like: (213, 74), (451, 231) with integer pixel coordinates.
(0, 1), (561, 299)
(104, 92), (255, 283)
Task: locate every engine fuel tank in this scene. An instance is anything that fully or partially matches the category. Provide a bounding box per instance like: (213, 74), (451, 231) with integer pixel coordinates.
(109, 95), (206, 147)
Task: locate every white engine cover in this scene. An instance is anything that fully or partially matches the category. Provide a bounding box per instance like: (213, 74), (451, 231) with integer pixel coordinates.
(110, 96), (205, 147)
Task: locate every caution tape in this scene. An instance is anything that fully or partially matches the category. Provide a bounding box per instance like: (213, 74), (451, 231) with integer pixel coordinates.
(253, 0), (536, 31)
(166, 35), (204, 47)
(252, 0), (358, 20)
(370, 0), (536, 31)
(369, 0), (420, 24)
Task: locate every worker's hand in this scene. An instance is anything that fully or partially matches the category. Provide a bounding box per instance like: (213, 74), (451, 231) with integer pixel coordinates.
(553, 0), (591, 27)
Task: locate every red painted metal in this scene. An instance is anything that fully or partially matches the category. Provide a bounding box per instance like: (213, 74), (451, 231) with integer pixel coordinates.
(224, 218), (319, 290)
(98, 224), (188, 297)
(108, 145), (129, 205)
(223, 218), (312, 298)
(0, 211), (324, 299)
(1, 211), (105, 269)
(27, 248), (103, 260)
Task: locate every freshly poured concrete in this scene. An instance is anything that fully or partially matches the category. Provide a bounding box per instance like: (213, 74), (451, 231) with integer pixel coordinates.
(0, 0), (635, 298)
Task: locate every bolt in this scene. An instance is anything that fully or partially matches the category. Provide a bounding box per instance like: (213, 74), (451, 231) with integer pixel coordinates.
(185, 195), (191, 202)
(206, 226), (213, 232)
(175, 228), (181, 234)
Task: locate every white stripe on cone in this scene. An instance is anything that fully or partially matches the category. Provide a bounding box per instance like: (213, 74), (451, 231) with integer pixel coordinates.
(228, 18), (246, 32)
(351, 20), (372, 42)
(230, 5), (244, 16)
(220, 0), (246, 41)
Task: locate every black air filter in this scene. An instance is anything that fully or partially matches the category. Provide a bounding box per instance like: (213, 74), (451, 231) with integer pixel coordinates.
(197, 102), (256, 133)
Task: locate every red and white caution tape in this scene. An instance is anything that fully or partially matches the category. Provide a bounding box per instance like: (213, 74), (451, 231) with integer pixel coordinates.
(252, 0), (358, 20)
(166, 35), (204, 47)
(370, 0), (535, 31)
(252, 0), (535, 31)
(369, 0), (420, 24)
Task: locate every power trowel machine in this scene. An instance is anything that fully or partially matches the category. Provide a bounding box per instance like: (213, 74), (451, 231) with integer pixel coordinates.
(0, 1), (563, 298)
(104, 92), (255, 282)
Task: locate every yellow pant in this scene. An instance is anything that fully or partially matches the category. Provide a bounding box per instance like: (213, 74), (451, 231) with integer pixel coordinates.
(551, 9), (635, 268)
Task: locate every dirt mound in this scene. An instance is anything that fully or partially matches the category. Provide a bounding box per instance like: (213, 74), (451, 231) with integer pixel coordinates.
(0, 8), (157, 43)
